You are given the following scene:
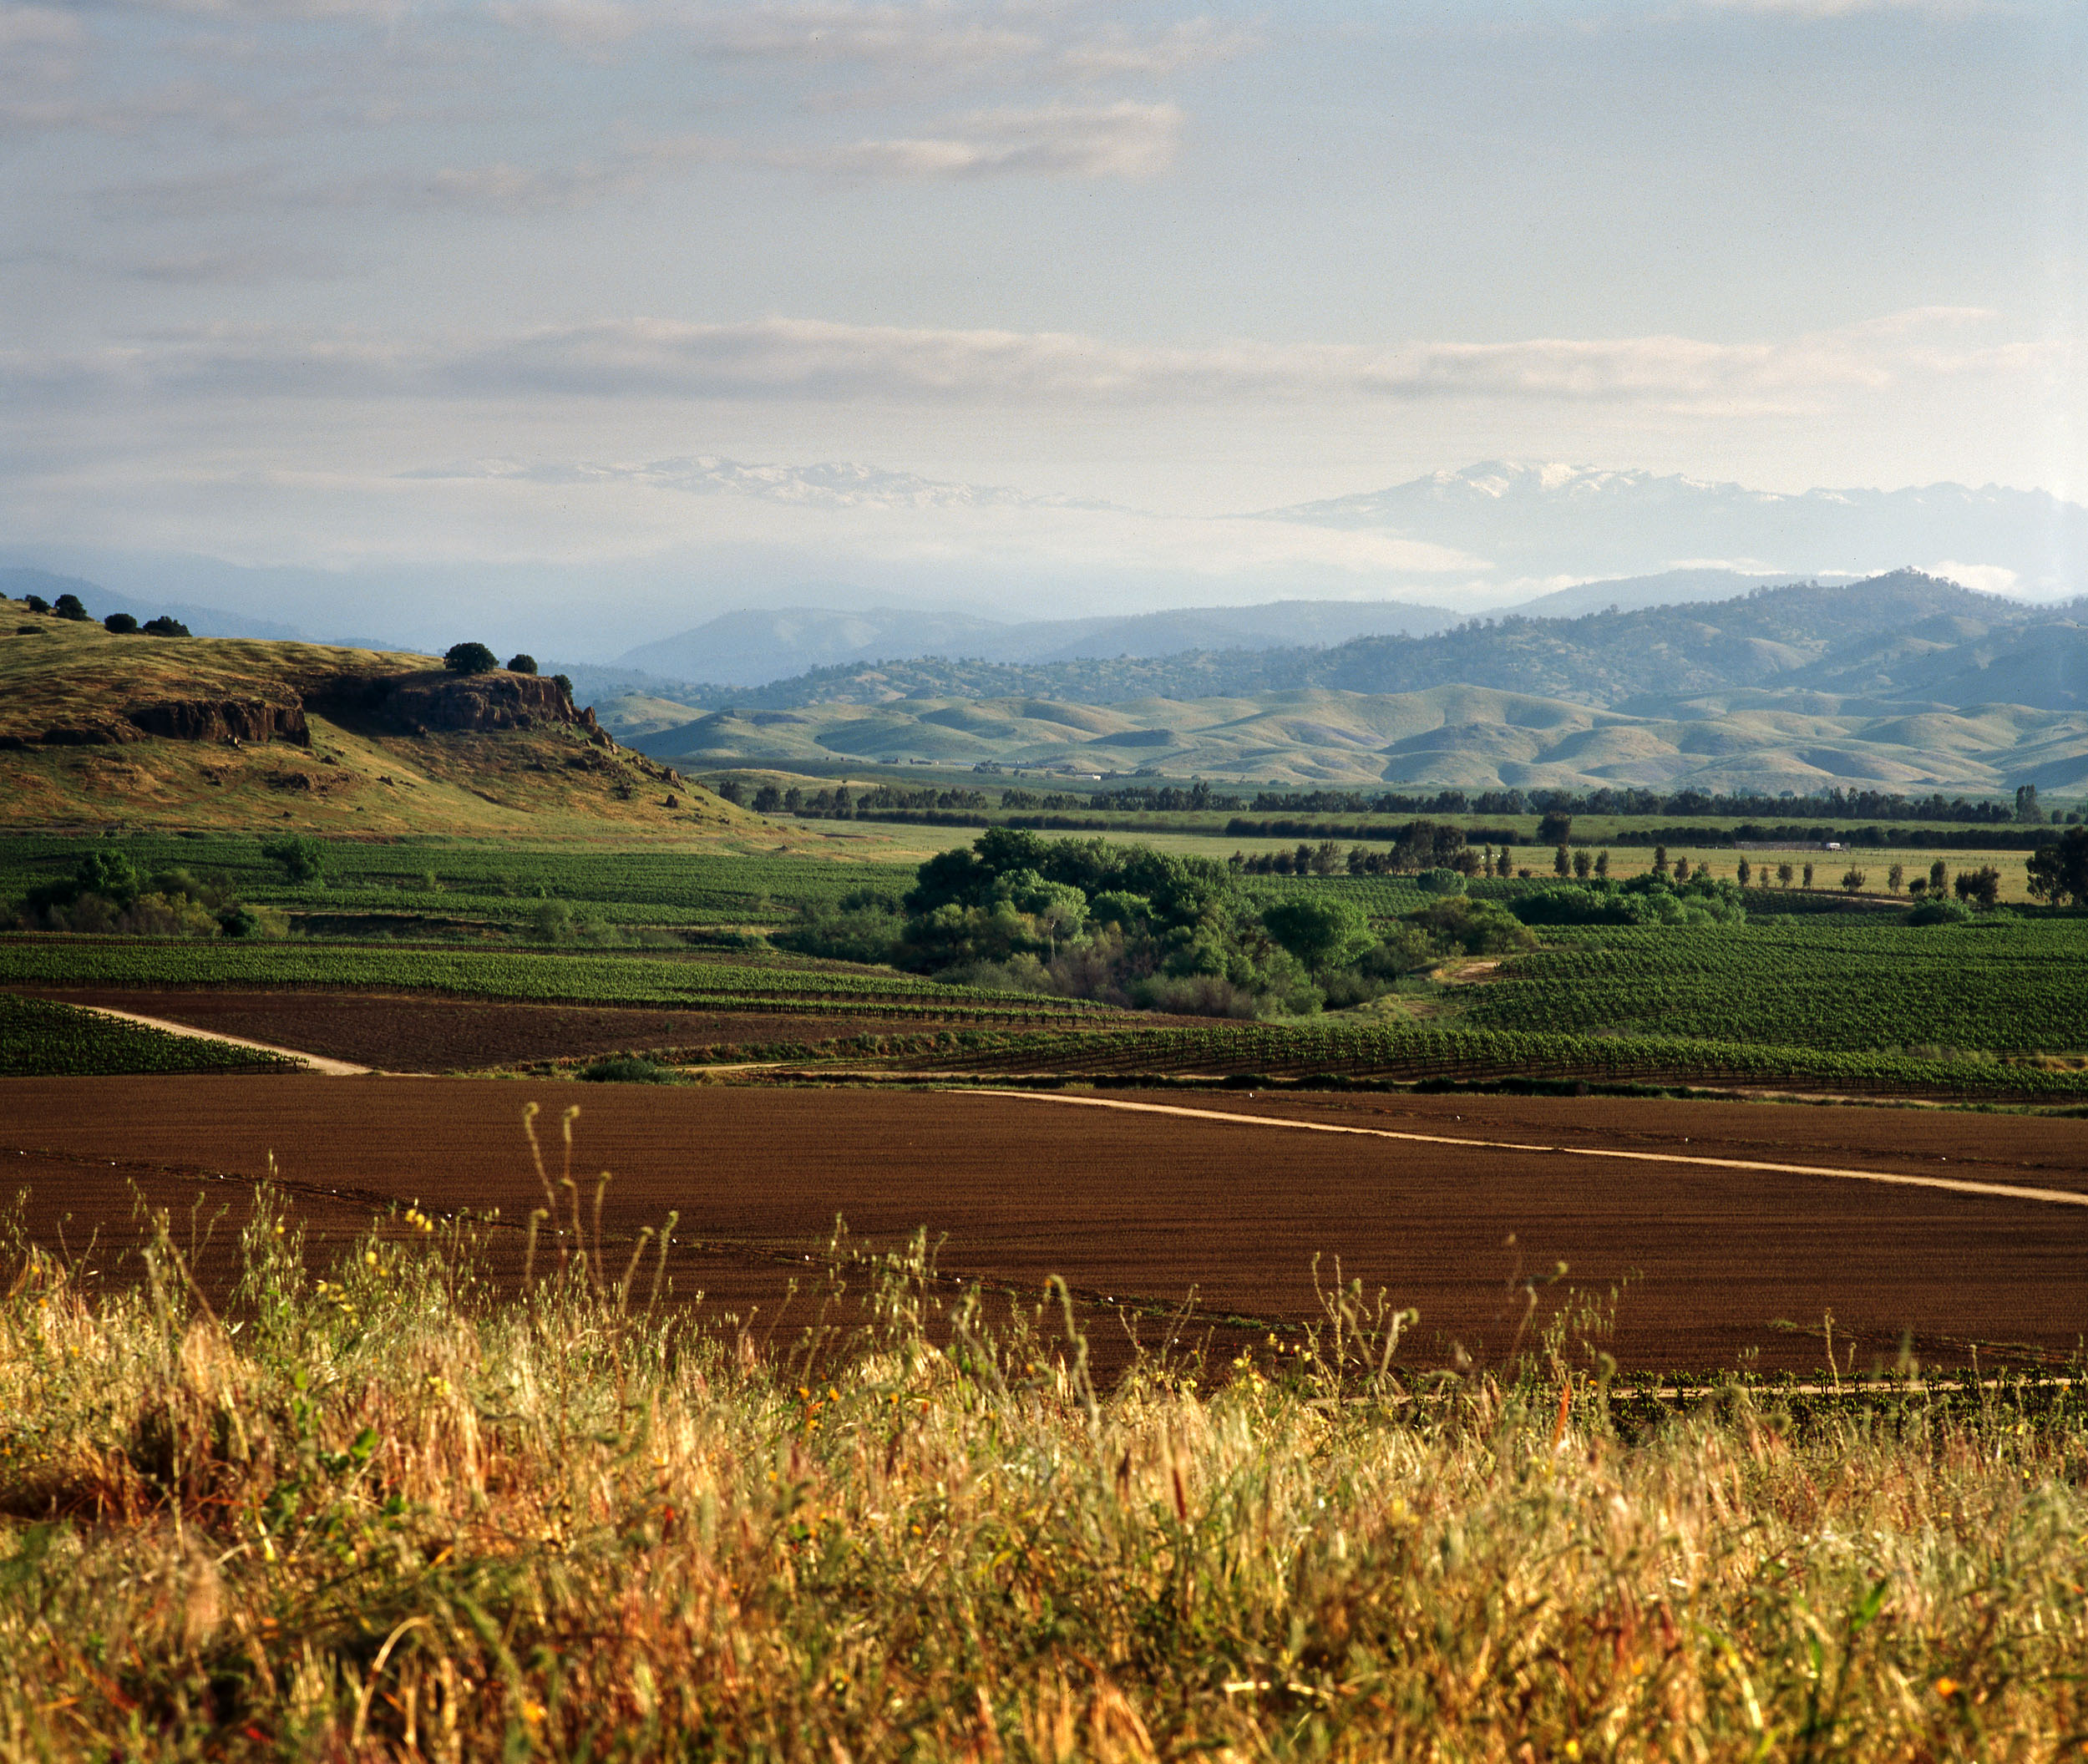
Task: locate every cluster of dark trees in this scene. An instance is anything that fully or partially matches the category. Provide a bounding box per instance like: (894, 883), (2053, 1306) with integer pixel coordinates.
(738, 782), (995, 817)
(443, 643), (540, 677)
(2027, 829), (2088, 907)
(773, 828), (1533, 1016)
(999, 782), (1243, 813)
(1239, 784), (2049, 825)
(1231, 821), (1479, 877)
(15, 591), (189, 636)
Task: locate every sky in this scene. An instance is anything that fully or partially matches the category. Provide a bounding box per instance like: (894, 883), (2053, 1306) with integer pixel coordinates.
(1, 0), (2083, 652)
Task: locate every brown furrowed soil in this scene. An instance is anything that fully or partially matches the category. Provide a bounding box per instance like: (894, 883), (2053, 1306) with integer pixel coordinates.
(19, 989), (986, 1072)
(6, 1077), (2086, 1378)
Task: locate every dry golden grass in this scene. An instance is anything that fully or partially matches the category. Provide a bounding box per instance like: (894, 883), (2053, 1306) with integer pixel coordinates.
(4, 1148), (2086, 1761)
(0, 602), (763, 838)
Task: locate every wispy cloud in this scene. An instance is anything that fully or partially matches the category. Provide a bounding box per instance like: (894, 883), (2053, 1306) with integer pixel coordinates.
(8, 307), (2046, 414)
(92, 94), (1182, 215)
(747, 100), (1183, 179)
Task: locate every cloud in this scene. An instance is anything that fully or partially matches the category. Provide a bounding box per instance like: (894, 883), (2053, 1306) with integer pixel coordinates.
(1927, 560), (2020, 596)
(93, 97), (1182, 215)
(750, 100), (1183, 180)
(1053, 16), (1257, 78)
(5, 307), (2050, 415)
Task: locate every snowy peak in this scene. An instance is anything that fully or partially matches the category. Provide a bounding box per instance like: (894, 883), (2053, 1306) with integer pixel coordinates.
(1254, 464), (2087, 598)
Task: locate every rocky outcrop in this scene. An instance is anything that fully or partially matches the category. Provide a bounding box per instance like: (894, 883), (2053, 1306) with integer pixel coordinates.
(379, 671), (576, 734)
(14, 665), (598, 752)
(127, 695), (310, 746)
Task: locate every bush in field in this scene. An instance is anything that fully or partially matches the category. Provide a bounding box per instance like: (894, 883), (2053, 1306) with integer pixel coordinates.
(13, 853), (269, 938)
(260, 832), (325, 884)
(1512, 872), (1746, 929)
(102, 612), (139, 634)
(142, 615), (191, 636)
(772, 890), (907, 966)
(506, 652), (538, 675)
(577, 1053), (677, 1082)
(52, 592), (88, 621)
(1954, 865), (2002, 909)
(1262, 896), (1374, 972)
(1398, 895), (1535, 957)
(1907, 897), (1973, 925)
(1414, 868), (1467, 896)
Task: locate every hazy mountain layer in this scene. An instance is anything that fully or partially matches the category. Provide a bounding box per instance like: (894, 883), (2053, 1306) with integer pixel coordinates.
(615, 596), (1462, 687)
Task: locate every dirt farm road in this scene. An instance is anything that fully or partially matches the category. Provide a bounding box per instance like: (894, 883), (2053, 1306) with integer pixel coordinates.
(976, 1089), (2088, 1210)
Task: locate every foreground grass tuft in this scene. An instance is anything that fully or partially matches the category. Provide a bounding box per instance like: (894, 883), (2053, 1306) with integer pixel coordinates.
(3, 1195), (2087, 1759)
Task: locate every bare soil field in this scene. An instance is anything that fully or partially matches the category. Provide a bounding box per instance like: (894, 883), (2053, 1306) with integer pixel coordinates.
(18, 988), (972, 1072)
(5, 1076), (2085, 1377)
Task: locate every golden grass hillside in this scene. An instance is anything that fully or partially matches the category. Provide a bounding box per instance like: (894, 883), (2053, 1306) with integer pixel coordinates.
(0, 601), (763, 836)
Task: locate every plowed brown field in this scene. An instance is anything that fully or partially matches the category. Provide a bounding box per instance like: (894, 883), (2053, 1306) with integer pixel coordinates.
(7, 1076), (2085, 1376)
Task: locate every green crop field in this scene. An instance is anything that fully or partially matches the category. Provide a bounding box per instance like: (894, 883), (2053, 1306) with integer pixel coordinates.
(0, 834), (921, 929)
(1460, 917), (2088, 1056)
(0, 991), (297, 1076)
(0, 937), (1100, 1021)
(854, 1018), (2088, 1098)
(7, 826), (2088, 1096)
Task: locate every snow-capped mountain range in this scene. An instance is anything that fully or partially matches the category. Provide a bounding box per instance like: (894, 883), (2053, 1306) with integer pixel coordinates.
(1255, 461), (2085, 601)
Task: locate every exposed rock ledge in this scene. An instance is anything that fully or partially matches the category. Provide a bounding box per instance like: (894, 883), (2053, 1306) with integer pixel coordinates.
(13, 668), (604, 749)
(128, 695), (311, 746)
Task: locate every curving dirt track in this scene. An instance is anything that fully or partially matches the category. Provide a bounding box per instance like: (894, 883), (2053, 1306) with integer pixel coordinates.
(18, 989), (973, 1072)
(5, 1076), (2086, 1376)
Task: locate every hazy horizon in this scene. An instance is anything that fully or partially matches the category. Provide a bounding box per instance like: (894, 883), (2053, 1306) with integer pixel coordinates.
(4, 0), (2081, 655)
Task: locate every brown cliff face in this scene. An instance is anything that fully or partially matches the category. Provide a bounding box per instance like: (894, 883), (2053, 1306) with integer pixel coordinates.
(127, 696), (311, 746)
(373, 671), (580, 734)
(16, 662), (589, 750)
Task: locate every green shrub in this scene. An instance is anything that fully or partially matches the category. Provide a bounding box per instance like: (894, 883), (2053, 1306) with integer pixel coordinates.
(576, 1053), (678, 1083)
(102, 611), (139, 634)
(443, 641), (499, 675)
(260, 833), (326, 884)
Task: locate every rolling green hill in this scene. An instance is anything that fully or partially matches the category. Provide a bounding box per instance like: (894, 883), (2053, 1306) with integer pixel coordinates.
(635, 682), (2088, 795)
(628, 575), (2088, 792)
